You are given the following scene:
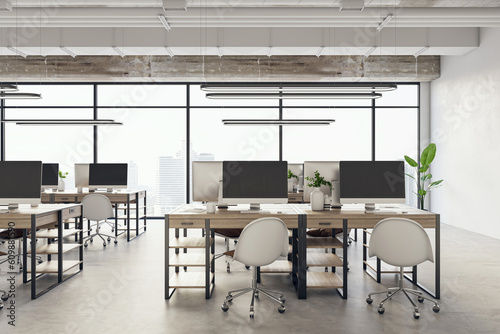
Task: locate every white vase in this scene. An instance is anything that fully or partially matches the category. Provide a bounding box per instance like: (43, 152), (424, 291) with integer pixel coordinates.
(287, 179), (294, 193)
(58, 179), (65, 192)
(310, 187), (324, 211)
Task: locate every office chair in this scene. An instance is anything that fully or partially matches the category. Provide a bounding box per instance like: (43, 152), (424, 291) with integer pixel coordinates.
(213, 228), (250, 273)
(221, 217), (288, 318)
(82, 194), (117, 247)
(0, 229), (42, 271)
(366, 218), (440, 319)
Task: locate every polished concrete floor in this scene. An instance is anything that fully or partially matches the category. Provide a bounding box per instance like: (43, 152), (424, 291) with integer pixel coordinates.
(1, 221), (499, 334)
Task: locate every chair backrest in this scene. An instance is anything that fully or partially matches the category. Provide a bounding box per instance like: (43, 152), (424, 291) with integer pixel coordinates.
(369, 217), (434, 267)
(233, 217), (289, 267)
(81, 194), (114, 221)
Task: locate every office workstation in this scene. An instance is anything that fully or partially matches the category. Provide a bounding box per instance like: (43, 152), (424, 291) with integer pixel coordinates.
(1, 1), (500, 333)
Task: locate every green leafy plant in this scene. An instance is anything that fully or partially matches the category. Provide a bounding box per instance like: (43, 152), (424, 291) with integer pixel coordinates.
(305, 170), (332, 189)
(288, 169), (298, 180)
(404, 143), (444, 210)
(58, 170), (69, 179)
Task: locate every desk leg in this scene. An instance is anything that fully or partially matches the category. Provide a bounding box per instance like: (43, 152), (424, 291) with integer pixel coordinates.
(127, 194), (131, 242)
(31, 215), (37, 299)
(79, 212), (84, 271)
(205, 219), (213, 299)
(143, 192), (147, 232)
(136, 197), (139, 237)
(58, 210), (63, 283)
(165, 215), (175, 299)
(297, 214), (307, 299)
(115, 204), (118, 239)
(23, 229), (28, 284)
(336, 219), (348, 299)
(291, 228), (298, 286)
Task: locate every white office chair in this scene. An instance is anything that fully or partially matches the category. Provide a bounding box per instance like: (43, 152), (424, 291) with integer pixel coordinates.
(366, 218), (440, 319)
(221, 217), (289, 318)
(82, 194), (117, 247)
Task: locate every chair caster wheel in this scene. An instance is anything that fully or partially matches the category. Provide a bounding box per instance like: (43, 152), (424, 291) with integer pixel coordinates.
(418, 296), (424, 303)
(249, 311), (254, 318)
(278, 306), (285, 313)
(433, 305), (440, 313)
(1, 295), (8, 301)
(279, 296), (285, 303)
(254, 291), (259, 299)
(221, 303), (229, 312)
(366, 298), (373, 304)
(84, 243), (88, 247)
(413, 311), (420, 319)
(114, 240), (118, 244)
(378, 307), (385, 314)
(245, 265), (250, 270)
(103, 242), (107, 247)
(90, 238), (93, 242)
(0, 304), (3, 311)
(107, 237), (111, 242)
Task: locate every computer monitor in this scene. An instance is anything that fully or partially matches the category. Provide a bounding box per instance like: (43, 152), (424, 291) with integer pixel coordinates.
(74, 163), (90, 193)
(339, 161), (405, 211)
(303, 161), (340, 207)
(0, 161), (42, 209)
(192, 161), (222, 202)
(88, 163), (128, 192)
(222, 161), (288, 209)
(42, 163), (59, 192)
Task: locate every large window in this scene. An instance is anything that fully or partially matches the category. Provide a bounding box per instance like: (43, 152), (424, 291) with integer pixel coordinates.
(0, 83), (420, 215)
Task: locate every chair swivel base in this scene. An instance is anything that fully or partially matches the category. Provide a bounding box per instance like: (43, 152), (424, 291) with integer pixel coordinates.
(221, 268), (285, 318)
(83, 232), (117, 247)
(366, 268), (440, 319)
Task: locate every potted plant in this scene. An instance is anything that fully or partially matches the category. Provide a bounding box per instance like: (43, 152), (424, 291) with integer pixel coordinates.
(58, 170), (68, 192)
(404, 143), (444, 210)
(305, 170), (332, 211)
(287, 169), (298, 193)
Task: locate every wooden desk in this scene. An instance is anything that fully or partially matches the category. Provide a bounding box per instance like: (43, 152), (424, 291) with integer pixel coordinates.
(287, 192), (303, 203)
(165, 204), (301, 299)
(294, 204), (440, 299)
(42, 190), (147, 241)
(164, 203), (440, 301)
(0, 204), (83, 299)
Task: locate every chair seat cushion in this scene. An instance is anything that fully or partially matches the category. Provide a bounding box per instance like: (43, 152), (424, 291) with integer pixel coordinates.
(0, 229), (24, 239)
(0, 251), (7, 256)
(223, 250), (235, 257)
(214, 229), (243, 238)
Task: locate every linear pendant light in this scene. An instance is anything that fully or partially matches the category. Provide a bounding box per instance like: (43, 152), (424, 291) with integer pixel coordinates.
(201, 83), (396, 93)
(222, 119), (335, 126)
(207, 93), (382, 100)
(0, 92), (42, 99)
(0, 84), (18, 92)
(3, 119), (122, 126)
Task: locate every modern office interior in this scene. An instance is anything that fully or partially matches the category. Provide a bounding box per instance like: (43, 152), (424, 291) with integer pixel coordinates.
(1, 1), (499, 333)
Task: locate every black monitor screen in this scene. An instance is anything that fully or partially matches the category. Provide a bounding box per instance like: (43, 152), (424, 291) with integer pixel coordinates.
(89, 163), (128, 186)
(340, 161), (405, 199)
(42, 163), (59, 186)
(0, 161), (42, 198)
(222, 161), (287, 198)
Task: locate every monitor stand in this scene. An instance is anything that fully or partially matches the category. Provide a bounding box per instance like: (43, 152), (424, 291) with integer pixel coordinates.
(77, 187), (83, 194)
(364, 203), (378, 212)
(8, 204), (19, 210)
(250, 203), (261, 210)
(107, 188), (114, 193)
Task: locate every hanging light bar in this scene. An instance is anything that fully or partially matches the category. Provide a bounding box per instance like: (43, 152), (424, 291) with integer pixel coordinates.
(207, 92), (382, 100)
(158, 14), (172, 31)
(10, 119), (123, 126)
(0, 84), (18, 92)
(0, 92), (42, 99)
(201, 83), (397, 93)
(222, 119), (335, 126)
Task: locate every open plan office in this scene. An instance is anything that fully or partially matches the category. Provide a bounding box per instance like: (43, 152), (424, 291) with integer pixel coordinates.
(1, 1), (500, 333)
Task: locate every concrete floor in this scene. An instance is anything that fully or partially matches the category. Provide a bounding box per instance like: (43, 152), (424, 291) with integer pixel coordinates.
(1, 221), (499, 334)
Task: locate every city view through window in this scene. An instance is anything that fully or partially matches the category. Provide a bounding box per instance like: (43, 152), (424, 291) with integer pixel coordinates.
(1, 84), (419, 216)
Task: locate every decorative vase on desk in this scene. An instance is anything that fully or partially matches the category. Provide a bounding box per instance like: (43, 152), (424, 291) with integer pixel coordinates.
(287, 179), (294, 193)
(58, 179), (65, 192)
(310, 188), (324, 211)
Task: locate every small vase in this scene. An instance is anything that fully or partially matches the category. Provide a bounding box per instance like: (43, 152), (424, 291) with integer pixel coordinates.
(58, 179), (65, 192)
(287, 179), (294, 193)
(310, 188), (324, 211)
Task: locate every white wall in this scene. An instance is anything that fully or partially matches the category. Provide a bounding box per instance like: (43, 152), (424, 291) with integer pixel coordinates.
(430, 27), (500, 239)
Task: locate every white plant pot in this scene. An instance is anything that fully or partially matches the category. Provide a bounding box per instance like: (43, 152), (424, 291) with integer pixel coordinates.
(58, 179), (65, 192)
(287, 179), (294, 193)
(310, 187), (324, 211)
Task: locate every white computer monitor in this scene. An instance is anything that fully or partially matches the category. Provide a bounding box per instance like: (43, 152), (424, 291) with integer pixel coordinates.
(74, 163), (90, 193)
(303, 161), (340, 206)
(0, 161), (42, 209)
(221, 161), (288, 209)
(339, 161), (405, 211)
(88, 163), (128, 192)
(42, 163), (59, 192)
(192, 161), (222, 202)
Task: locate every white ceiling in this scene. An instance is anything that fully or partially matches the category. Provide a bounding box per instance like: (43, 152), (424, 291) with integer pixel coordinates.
(0, 1), (497, 56)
